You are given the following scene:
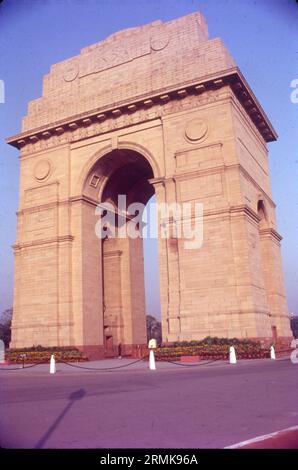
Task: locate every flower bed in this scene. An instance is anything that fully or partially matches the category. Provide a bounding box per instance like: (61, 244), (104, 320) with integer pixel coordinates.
(154, 337), (270, 361)
(6, 346), (88, 364)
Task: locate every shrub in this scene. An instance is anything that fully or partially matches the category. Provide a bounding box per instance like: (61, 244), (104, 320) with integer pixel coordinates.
(5, 346), (88, 364)
(155, 337), (269, 361)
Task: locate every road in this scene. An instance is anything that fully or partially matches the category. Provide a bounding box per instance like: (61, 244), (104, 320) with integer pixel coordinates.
(0, 358), (297, 448)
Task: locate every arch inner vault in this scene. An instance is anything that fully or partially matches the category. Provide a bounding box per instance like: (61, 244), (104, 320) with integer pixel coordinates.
(82, 148), (156, 357)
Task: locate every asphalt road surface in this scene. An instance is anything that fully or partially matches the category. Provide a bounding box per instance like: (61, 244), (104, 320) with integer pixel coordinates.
(0, 358), (297, 448)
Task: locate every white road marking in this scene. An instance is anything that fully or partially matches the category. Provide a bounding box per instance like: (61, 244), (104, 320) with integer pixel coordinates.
(225, 425), (298, 448)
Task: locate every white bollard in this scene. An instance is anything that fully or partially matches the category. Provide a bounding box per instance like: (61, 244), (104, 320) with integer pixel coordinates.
(149, 349), (156, 370)
(50, 354), (56, 374)
(270, 345), (276, 360)
(229, 346), (237, 364)
(0, 339), (5, 364)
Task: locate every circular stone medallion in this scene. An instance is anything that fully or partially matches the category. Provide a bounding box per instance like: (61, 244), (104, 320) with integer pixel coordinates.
(63, 61), (79, 82)
(34, 160), (51, 181)
(185, 119), (208, 142)
(150, 31), (170, 51)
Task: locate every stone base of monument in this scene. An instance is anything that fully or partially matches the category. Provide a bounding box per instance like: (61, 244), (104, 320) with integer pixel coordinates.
(180, 356), (201, 363)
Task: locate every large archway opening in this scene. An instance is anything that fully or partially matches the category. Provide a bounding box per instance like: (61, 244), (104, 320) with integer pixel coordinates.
(82, 148), (161, 357)
(143, 195), (162, 342)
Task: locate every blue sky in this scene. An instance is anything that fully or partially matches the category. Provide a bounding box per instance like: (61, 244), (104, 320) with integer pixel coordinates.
(0, 0), (297, 318)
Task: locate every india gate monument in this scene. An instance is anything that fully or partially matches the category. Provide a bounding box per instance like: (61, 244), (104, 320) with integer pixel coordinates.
(7, 12), (292, 357)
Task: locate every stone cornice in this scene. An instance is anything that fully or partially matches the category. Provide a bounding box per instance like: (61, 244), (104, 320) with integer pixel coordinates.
(259, 227), (283, 242)
(226, 163), (276, 208)
(13, 235), (74, 251)
(230, 205), (283, 241)
(230, 204), (261, 224)
(69, 194), (98, 207)
(103, 250), (123, 258)
(167, 308), (271, 318)
(6, 67), (277, 151)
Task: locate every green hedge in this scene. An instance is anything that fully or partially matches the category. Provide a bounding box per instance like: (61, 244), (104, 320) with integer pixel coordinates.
(155, 337), (270, 361)
(6, 346), (88, 363)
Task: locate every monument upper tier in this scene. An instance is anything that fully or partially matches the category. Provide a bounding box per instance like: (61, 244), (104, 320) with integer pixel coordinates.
(7, 12), (276, 148)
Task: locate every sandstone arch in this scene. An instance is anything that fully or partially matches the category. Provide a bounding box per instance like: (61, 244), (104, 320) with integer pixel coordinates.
(7, 12), (292, 355)
(80, 148), (158, 357)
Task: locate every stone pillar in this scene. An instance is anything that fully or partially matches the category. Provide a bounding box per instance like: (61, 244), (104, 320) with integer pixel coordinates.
(102, 223), (147, 356)
(71, 198), (104, 358)
(230, 207), (272, 339)
(259, 228), (292, 341)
